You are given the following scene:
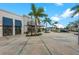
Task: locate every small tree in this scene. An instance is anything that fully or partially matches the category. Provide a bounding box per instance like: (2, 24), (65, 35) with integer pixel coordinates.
(42, 16), (51, 32)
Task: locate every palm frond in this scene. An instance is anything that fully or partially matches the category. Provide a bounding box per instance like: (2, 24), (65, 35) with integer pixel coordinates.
(71, 11), (78, 17)
(71, 5), (79, 11)
(31, 4), (37, 15)
(39, 13), (48, 17)
(47, 18), (52, 25)
(42, 17), (51, 25)
(54, 21), (58, 24)
(71, 5), (79, 17)
(28, 12), (33, 16)
(37, 7), (44, 14)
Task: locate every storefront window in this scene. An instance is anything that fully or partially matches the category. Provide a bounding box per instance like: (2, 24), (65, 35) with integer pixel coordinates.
(3, 17), (13, 36)
(15, 20), (22, 34)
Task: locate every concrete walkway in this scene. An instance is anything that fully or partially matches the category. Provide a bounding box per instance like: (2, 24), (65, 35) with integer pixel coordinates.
(0, 32), (79, 55)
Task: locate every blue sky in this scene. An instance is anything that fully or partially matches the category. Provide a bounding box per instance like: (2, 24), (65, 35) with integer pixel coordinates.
(0, 3), (78, 27)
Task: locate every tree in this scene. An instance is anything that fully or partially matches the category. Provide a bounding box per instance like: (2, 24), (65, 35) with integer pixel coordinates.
(71, 5), (79, 45)
(28, 4), (47, 35)
(42, 16), (51, 32)
(52, 21), (58, 28)
(66, 22), (77, 31)
(28, 13), (33, 36)
(74, 20), (79, 27)
(51, 21), (58, 31)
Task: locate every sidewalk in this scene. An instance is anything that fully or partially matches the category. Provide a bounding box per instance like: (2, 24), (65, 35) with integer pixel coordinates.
(0, 32), (79, 55)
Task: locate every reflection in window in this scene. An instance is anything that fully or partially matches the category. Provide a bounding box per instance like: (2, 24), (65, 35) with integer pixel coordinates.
(3, 17), (13, 36)
(15, 20), (22, 34)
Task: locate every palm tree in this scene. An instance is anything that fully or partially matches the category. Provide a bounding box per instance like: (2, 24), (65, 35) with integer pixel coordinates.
(51, 21), (58, 31)
(53, 21), (58, 28)
(72, 20), (79, 31)
(42, 16), (51, 32)
(66, 20), (79, 32)
(28, 4), (47, 35)
(74, 20), (79, 27)
(66, 22), (77, 31)
(71, 5), (79, 44)
(28, 12), (33, 36)
(66, 22), (74, 31)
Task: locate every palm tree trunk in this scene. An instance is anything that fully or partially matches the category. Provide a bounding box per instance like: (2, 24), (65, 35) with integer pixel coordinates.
(31, 26), (32, 36)
(38, 18), (41, 32)
(35, 18), (38, 35)
(45, 22), (47, 32)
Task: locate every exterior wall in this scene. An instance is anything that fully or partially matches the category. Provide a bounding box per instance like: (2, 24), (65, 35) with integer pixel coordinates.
(0, 10), (26, 37)
(0, 9), (32, 37)
(23, 15), (31, 33)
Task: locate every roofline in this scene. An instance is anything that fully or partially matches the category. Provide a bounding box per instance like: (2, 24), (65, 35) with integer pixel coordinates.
(0, 9), (31, 19)
(0, 9), (22, 17)
(23, 15), (31, 19)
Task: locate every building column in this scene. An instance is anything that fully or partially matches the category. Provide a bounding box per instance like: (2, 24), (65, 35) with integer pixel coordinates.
(0, 17), (3, 37)
(13, 19), (15, 35)
(21, 20), (24, 34)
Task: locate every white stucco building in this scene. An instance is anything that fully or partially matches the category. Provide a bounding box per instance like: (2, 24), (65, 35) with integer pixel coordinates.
(0, 9), (31, 37)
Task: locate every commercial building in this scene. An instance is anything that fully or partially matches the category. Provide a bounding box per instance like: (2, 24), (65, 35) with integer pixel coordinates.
(0, 9), (31, 37)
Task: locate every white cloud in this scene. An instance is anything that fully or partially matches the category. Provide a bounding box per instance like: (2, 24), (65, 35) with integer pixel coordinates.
(55, 24), (65, 28)
(61, 8), (75, 18)
(51, 8), (75, 22)
(55, 3), (63, 6)
(50, 8), (76, 26)
(44, 7), (47, 11)
(74, 13), (79, 17)
(51, 16), (60, 21)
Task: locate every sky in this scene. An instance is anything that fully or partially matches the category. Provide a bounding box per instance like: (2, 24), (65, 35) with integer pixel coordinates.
(0, 3), (78, 27)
